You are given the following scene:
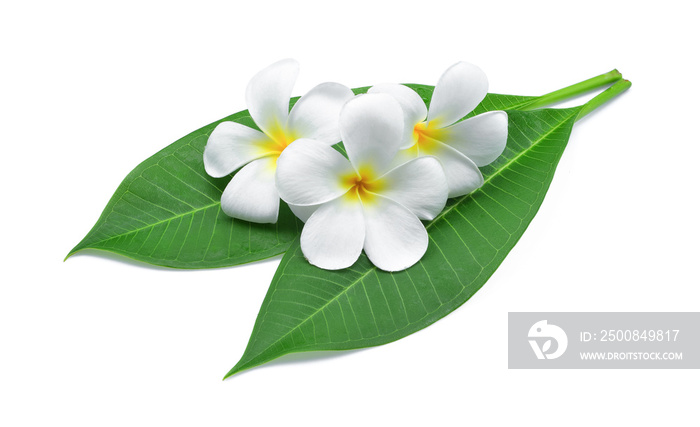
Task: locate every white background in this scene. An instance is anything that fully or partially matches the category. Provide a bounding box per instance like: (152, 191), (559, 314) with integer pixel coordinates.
(2, 0), (698, 425)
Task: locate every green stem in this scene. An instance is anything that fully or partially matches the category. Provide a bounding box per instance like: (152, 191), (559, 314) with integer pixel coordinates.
(522, 69), (622, 110)
(576, 79), (632, 122)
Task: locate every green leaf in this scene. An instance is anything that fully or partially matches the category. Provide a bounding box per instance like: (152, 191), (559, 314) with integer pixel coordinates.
(65, 108), (303, 268)
(226, 105), (582, 377)
(66, 85), (536, 268)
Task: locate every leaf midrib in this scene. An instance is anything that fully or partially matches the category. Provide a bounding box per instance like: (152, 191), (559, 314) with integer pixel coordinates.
(427, 108), (578, 230)
(70, 201), (220, 255)
(236, 108), (579, 371)
(72, 90), (531, 263)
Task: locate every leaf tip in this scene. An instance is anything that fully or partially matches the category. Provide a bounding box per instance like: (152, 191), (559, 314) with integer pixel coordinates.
(64, 243), (85, 262)
(222, 366), (242, 381)
(223, 356), (263, 380)
(64, 249), (77, 262)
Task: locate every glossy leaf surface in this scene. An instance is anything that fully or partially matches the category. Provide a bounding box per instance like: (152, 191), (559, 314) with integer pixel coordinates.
(67, 86), (535, 268)
(227, 105), (581, 376)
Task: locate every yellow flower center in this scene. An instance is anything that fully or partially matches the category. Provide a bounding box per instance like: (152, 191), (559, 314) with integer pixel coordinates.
(341, 167), (384, 204)
(255, 123), (298, 172)
(411, 121), (444, 154)
(267, 126), (298, 153)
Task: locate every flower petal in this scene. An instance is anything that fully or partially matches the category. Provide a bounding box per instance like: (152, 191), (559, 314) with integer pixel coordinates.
(245, 58), (299, 137)
(286, 82), (354, 145)
(427, 62), (488, 128)
(389, 144), (420, 169)
(363, 196), (428, 272)
(432, 142), (484, 198)
(203, 121), (272, 178)
(340, 93), (404, 175)
(368, 83), (427, 148)
(289, 203), (320, 223)
(300, 196), (365, 270)
(220, 157), (280, 223)
(276, 138), (355, 206)
(441, 111), (508, 166)
(375, 156), (448, 220)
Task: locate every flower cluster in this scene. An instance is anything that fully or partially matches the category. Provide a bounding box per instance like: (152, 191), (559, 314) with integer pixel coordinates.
(204, 59), (507, 272)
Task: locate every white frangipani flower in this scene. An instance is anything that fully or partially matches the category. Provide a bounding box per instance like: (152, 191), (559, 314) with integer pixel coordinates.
(369, 61), (508, 198)
(276, 94), (450, 272)
(203, 59), (354, 223)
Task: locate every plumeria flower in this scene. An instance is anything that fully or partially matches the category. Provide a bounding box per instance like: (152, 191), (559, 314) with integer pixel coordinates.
(276, 94), (449, 272)
(368, 61), (508, 198)
(203, 59), (354, 223)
